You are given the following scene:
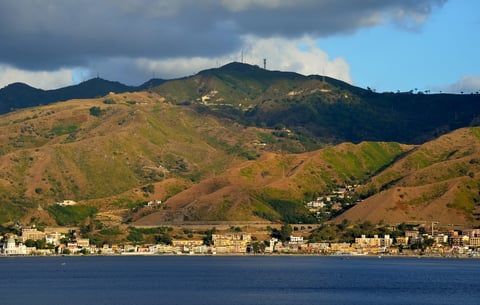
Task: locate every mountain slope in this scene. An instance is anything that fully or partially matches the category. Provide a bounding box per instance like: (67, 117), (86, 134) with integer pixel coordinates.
(151, 62), (480, 144)
(0, 78), (166, 114)
(1, 90), (479, 227)
(334, 127), (480, 226)
(0, 91), (313, 223)
(134, 141), (412, 225)
(1, 63), (480, 227)
(2, 62), (479, 145)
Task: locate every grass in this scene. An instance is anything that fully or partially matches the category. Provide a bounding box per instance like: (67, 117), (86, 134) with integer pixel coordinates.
(51, 123), (78, 136)
(47, 205), (98, 226)
(449, 180), (480, 213)
(471, 127), (480, 141)
(321, 142), (406, 182)
(402, 183), (449, 206)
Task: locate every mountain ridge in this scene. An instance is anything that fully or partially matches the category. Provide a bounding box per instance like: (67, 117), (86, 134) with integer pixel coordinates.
(0, 63), (480, 228)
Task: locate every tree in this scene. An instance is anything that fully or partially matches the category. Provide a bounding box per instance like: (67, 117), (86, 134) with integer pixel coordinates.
(250, 241), (266, 253)
(89, 106), (103, 117)
(279, 224), (292, 242)
(127, 230), (144, 244)
(202, 227), (217, 246)
(155, 233), (172, 245)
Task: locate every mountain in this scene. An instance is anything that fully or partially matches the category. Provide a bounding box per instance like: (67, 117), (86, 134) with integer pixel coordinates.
(333, 127), (480, 227)
(1, 62), (480, 228)
(0, 82), (45, 113)
(0, 77), (165, 114)
(151, 62), (480, 145)
(2, 62), (479, 145)
(0, 89), (479, 228)
(133, 127), (480, 228)
(0, 90), (317, 224)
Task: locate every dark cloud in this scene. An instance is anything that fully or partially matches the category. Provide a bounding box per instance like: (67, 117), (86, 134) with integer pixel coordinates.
(0, 0), (446, 71)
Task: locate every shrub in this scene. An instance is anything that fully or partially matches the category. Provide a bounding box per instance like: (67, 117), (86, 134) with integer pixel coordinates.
(89, 106), (104, 117)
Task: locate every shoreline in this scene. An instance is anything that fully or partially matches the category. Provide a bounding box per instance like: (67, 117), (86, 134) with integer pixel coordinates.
(1, 252), (478, 259)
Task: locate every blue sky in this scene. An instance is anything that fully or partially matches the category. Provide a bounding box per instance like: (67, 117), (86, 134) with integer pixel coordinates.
(318, 0), (480, 93)
(0, 1), (478, 93)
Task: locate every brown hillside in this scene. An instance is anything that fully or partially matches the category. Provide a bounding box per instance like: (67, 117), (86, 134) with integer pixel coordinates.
(334, 127), (480, 227)
(134, 142), (411, 225)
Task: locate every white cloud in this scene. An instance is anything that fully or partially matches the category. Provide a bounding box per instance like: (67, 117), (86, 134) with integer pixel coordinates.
(0, 65), (75, 90)
(0, 0), (446, 71)
(242, 36), (352, 83)
(439, 75), (480, 94)
(0, 36), (352, 89)
(133, 36), (352, 85)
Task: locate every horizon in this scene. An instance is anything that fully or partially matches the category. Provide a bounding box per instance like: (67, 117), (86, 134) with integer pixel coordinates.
(2, 61), (476, 95)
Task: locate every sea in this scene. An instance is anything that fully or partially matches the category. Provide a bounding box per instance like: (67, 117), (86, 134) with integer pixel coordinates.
(0, 255), (479, 305)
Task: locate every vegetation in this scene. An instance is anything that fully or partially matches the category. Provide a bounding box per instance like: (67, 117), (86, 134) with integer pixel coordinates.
(47, 205), (98, 226)
(309, 221), (408, 243)
(0, 64), (479, 227)
(89, 106), (104, 117)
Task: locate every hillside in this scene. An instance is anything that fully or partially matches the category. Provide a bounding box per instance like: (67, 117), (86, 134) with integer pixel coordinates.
(0, 78), (165, 114)
(1, 62), (480, 228)
(2, 62), (479, 146)
(133, 141), (412, 226)
(133, 127), (480, 228)
(0, 91), (318, 224)
(334, 127), (480, 227)
(1, 91), (479, 227)
(151, 62), (480, 144)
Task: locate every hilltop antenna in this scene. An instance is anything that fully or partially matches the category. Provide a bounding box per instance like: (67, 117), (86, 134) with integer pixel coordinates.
(241, 49), (244, 63)
(263, 58), (267, 70)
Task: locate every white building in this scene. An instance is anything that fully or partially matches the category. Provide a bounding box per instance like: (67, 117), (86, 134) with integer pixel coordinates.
(2, 237), (27, 255)
(56, 200), (77, 206)
(45, 232), (64, 246)
(290, 236), (304, 244)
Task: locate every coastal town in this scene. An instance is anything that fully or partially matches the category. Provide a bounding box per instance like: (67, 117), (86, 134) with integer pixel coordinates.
(2, 222), (479, 257)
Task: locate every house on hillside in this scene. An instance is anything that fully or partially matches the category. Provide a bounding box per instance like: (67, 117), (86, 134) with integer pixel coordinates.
(56, 200), (77, 206)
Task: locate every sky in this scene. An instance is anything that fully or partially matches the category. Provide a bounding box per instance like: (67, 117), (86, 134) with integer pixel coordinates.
(0, 0), (478, 93)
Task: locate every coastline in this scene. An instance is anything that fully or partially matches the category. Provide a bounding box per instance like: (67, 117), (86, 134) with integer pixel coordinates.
(1, 252), (478, 259)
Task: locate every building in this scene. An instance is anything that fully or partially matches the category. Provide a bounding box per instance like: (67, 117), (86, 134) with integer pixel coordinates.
(45, 232), (64, 246)
(76, 238), (90, 248)
(2, 237), (27, 255)
(56, 200), (77, 206)
(20, 227), (45, 242)
(395, 236), (409, 245)
(212, 234), (251, 253)
(289, 235), (304, 244)
(468, 237), (480, 247)
(355, 235), (393, 248)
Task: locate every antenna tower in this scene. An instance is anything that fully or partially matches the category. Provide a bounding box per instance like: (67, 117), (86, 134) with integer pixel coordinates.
(263, 58), (267, 69)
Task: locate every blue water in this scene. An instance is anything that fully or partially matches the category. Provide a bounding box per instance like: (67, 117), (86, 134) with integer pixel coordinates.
(0, 256), (479, 305)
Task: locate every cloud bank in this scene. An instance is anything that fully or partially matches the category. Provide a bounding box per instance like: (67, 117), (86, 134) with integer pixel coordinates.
(0, 0), (446, 88)
(439, 76), (480, 94)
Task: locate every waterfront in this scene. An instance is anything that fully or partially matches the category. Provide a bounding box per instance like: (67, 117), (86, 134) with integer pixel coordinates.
(1, 256), (479, 305)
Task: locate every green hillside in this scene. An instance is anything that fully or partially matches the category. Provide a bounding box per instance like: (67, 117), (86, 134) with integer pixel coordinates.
(1, 62), (480, 228)
(0, 91), (315, 224)
(152, 62), (480, 145)
(335, 127), (480, 226)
